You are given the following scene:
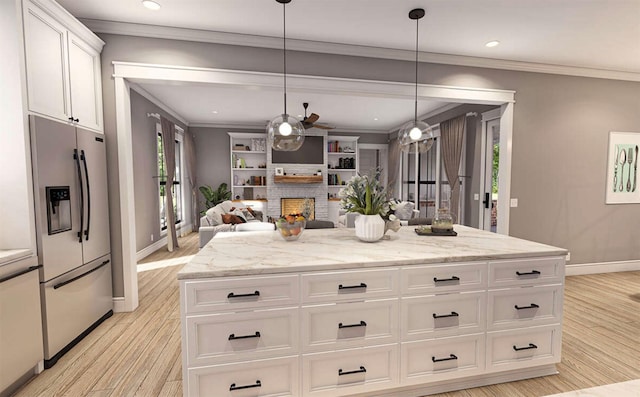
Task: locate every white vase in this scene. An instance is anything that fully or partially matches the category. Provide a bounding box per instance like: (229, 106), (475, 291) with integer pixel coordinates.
(354, 214), (385, 242)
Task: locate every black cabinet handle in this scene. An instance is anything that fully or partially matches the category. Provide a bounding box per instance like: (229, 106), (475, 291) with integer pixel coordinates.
(227, 291), (260, 299)
(338, 282), (367, 290)
(432, 354), (458, 363)
(432, 311), (459, 319)
(53, 260), (109, 289)
(515, 303), (539, 310)
(229, 380), (261, 391)
(433, 276), (460, 283)
(338, 366), (366, 376)
(516, 270), (541, 276)
(68, 117), (79, 122)
(228, 331), (261, 341)
(0, 265), (41, 284)
(74, 118), (79, 122)
(513, 343), (538, 351)
(338, 321), (367, 329)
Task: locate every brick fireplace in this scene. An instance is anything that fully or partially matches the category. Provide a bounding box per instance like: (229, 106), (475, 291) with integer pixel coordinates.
(281, 198), (315, 220)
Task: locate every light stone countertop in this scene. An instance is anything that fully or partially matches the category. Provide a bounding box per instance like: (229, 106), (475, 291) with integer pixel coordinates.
(0, 249), (34, 267)
(178, 225), (567, 280)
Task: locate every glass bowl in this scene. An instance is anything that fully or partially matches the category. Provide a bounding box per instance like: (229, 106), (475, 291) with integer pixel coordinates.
(276, 217), (306, 241)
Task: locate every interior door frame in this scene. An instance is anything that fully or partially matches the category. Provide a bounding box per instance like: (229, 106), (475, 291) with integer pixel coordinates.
(479, 108), (502, 231)
(358, 143), (389, 186)
(112, 62), (515, 312)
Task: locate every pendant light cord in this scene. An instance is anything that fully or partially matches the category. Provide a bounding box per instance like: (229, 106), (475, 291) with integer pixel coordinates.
(414, 16), (419, 124)
(282, 2), (287, 115)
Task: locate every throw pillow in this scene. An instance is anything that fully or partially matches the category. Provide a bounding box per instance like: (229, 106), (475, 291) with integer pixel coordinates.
(242, 208), (256, 221)
(221, 214), (246, 224)
(394, 201), (415, 220)
(206, 205), (226, 226)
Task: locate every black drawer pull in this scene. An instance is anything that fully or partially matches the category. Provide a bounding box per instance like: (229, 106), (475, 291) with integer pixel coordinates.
(228, 331), (261, 341)
(0, 265), (41, 284)
(433, 276), (460, 283)
(432, 354), (458, 363)
(515, 303), (539, 310)
(227, 291), (260, 299)
(515, 270), (541, 276)
(229, 380), (261, 391)
(432, 311), (459, 319)
(338, 366), (366, 376)
(53, 260), (109, 290)
(513, 343), (538, 351)
(338, 320), (367, 329)
(338, 282), (367, 290)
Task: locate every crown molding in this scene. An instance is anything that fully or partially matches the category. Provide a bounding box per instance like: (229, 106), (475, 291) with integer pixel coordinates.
(29, 1), (104, 51)
(86, 19), (640, 82)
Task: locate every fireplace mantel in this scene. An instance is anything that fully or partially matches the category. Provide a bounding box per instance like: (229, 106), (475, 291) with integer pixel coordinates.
(273, 175), (323, 184)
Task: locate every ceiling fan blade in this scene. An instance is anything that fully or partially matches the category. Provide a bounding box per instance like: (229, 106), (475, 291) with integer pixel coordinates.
(305, 113), (320, 123)
(312, 123), (335, 130)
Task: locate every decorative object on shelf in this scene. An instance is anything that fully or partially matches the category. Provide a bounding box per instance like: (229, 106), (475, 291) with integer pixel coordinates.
(605, 131), (640, 204)
(432, 207), (455, 233)
(267, 0), (305, 151)
(276, 213), (306, 241)
(275, 167), (284, 176)
(339, 168), (390, 242)
(398, 8), (439, 153)
(199, 183), (231, 214)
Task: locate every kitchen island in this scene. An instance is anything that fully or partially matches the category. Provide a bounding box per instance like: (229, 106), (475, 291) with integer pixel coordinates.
(179, 225), (567, 397)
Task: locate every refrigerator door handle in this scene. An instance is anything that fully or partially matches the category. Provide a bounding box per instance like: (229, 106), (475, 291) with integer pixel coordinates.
(53, 259), (110, 290)
(73, 149), (84, 243)
(0, 265), (41, 284)
(81, 150), (91, 241)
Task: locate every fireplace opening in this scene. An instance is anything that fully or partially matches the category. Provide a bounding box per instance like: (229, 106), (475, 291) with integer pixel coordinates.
(281, 198), (315, 220)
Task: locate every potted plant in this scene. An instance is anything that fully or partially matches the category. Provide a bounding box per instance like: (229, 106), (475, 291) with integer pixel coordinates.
(199, 183), (231, 214)
(339, 169), (390, 242)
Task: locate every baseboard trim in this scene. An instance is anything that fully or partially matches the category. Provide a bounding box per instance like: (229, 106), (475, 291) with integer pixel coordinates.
(136, 223), (193, 261)
(112, 297), (127, 313)
(566, 260), (640, 276)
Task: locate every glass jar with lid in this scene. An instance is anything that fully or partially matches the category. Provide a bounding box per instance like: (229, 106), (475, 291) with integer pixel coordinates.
(432, 208), (454, 233)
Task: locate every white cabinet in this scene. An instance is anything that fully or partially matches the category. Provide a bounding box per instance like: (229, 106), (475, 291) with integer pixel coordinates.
(22, 0), (104, 132)
(228, 132), (267, 201)
(180, 255), (565, 396)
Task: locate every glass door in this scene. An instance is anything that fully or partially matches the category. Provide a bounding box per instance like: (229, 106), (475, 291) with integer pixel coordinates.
(480, 112), (500, 232)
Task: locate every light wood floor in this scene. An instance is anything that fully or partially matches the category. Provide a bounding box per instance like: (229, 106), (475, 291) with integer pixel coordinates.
(14, 232), (640, 396)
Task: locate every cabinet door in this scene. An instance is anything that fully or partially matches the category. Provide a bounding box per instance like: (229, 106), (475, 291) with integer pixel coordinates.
(68, 32), (103, 132)
(23, 1), (70, 121)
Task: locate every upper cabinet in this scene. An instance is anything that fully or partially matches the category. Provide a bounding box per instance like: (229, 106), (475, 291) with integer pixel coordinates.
(22, 0), (104, 132)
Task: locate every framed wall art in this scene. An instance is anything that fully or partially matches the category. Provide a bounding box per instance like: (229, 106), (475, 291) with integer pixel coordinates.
(605, 131), (640, 204)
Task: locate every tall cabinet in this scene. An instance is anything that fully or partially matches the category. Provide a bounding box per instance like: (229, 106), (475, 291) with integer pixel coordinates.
(228, 133), (268, 201)
(22, 0), (104, 132)
(326, 135), (359, 198)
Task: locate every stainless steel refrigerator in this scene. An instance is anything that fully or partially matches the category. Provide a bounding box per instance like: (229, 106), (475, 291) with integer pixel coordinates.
(30, 115), (113, 368)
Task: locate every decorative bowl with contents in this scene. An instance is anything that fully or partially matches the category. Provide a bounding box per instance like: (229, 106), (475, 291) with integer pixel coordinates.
(276, 213), (306, 241)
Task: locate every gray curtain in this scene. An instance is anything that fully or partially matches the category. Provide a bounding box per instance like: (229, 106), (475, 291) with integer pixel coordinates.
(387, 137), (401, 198)
(184, 129), (198, 231)
(161, 116), (179, 251)
(440, 115), (466, 221)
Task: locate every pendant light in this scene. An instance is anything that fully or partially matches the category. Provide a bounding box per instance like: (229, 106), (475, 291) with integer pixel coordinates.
(398, 8), (438, 153)
(267, 0), (305, 151)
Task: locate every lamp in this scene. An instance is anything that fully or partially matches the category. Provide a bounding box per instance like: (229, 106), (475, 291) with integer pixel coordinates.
(398, 8), (438, 153)
(267, 0), (305, 151)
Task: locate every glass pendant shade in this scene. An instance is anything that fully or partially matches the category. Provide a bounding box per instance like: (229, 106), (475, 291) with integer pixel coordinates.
(268, 113), (305, 151)
(399, 120), (438, 153)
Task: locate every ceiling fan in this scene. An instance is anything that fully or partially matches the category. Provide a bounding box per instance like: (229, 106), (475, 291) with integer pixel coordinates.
(301, 102), (335, 130)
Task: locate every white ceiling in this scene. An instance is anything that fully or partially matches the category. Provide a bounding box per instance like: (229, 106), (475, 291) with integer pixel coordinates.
(58, 0), (640, 131)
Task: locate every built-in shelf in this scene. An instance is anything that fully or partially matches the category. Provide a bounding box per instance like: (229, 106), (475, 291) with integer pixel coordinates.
(232, 168), (267, 171)
(232, 150), (265, 154)
(274, 175), (323, 184)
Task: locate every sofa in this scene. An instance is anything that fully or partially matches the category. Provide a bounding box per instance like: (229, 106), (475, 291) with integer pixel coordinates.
(199, 200), (274, 247)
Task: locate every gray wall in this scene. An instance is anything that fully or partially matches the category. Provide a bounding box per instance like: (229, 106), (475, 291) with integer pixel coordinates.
(130, 90), (189, 252)
(99, 34), (640, 297)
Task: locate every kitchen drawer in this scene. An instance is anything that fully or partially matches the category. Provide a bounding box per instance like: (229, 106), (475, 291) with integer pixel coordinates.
(186, 356), (299, 397)
(302, 299), (398, 352)
(185, 307), (299, 366)
(488, 257), (564, 287)
(401, 334), (485, 385)
(487, 325), (562, 371)
(488, 285), (563, 330)
(301, 268), (398, 304)
(401, 262), (486, 295)
(401, 291), (485, 340)
(182, 274), (299, 314)
(302, 344), (398, 396)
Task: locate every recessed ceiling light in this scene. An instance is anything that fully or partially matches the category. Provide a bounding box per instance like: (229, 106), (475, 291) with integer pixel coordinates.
(374, 118), (379, 121)
(142, 0), (161, 10)
(211, 110), (218, 114)
(485, 40), (500, 48)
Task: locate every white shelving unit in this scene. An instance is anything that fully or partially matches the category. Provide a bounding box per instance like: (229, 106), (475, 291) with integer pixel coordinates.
(228, 132), (267, 201)
(326, 135), (359, 198)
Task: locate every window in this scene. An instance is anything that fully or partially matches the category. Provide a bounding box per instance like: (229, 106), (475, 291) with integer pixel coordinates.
(157, 128), (184, 231)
